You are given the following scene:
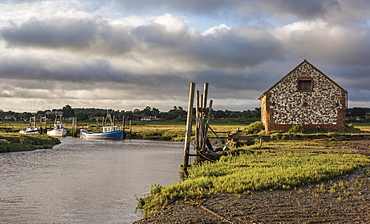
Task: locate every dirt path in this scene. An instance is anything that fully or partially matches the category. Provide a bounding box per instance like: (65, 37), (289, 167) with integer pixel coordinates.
(134, 141), (370, 224)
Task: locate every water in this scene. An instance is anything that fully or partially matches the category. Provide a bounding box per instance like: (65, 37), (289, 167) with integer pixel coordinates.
(0, 138), (189, 223)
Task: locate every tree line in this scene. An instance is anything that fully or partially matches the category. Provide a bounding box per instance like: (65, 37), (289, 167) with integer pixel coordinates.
(0, 105), (261, 123)
(1, 106), (369, 123)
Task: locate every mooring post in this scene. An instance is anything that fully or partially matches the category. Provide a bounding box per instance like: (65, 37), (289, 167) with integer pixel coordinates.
(182, 82), (195, 176)
(203, 82), (208, 110)
(195, 90), (200, 151)
(72, 117), (77, 137)
(122, 116), (125, 129)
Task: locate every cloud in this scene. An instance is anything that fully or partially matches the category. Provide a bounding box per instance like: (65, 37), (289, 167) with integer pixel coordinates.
(0, 17), (134, 55)
(0, 0), (369, 112)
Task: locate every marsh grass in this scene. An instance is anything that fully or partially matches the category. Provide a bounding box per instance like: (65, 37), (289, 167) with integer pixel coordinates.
(240, 139), (352, 151)
(138, 151), (369, 214)
(0, 133), (60, 153)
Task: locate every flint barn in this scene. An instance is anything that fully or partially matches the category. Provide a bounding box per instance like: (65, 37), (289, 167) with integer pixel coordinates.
(259, 60), (347, 132)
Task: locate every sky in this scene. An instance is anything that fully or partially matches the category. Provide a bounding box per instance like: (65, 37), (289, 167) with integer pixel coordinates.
(0, 0), (369, 113)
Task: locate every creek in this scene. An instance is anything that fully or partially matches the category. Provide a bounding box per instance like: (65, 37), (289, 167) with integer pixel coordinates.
(0, 137), (190, 223)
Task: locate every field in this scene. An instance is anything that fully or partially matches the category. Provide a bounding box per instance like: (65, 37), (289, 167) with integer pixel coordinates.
(136, 139), (370, 223)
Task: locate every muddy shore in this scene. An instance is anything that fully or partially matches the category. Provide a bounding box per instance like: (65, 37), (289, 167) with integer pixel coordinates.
(134, 141), (370, 223)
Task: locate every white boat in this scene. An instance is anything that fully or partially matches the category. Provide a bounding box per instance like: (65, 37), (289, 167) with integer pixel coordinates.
(19, 117), (40, 134)
(19, 126), (39, 134)
(47, 115), (67, 137)
(80, 113), (124, 140)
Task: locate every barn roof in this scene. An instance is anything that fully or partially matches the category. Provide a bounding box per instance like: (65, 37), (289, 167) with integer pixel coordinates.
(259, 59), (347, 99)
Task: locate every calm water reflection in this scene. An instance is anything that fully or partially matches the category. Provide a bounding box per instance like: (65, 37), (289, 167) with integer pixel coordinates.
(0, 138), (189, 223)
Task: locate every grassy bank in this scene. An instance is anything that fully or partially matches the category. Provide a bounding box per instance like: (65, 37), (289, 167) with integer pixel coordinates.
(0, 133), (60, 153)
(138, 150), (370, 215)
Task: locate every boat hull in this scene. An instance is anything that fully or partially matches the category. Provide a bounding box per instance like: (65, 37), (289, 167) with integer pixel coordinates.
(19, 130), (39, 134)
(47, 129), (67, 137)
(80, 129), (124, 139)
(19, 127), (39, 134)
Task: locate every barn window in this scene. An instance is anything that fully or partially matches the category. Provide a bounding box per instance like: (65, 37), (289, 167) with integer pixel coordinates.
(298, 79), (312, 91)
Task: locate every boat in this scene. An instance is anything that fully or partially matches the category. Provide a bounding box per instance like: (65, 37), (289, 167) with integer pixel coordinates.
(80, 113), (124, 140)
(47, 115), (67, 137)
(19, 117), (40, 134)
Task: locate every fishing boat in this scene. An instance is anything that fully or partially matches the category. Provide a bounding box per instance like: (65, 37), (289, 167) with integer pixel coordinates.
(19, 117), (40, 134)
(47, 115), (67, 137)
(80, 113), (124, 140)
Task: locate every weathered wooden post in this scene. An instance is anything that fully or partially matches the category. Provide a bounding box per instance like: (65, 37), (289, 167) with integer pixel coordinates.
(122, 116), (125, 129)
(40, 116), (47, 134)
(182, 82), (195, 177)
(71, 117), (77, 137)
(199, 83), (209, 152)
(129, 119), (132, 139)
(195, 90), (200, 151)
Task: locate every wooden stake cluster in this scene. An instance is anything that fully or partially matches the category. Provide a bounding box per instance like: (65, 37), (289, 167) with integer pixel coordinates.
(182, 82), (213, 176)
(195, 83), (213, 154)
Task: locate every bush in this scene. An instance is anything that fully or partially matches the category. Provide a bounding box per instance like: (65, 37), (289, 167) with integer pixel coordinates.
(243, 121), (264, 134)
(288, 124), (305, 133)
(270, 133), (282, 140)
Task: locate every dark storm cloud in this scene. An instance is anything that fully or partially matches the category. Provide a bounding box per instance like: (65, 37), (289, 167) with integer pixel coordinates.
(132, 21), (187, 48)
(249, 0), (340, 20)
(0, 17), (133, 54)
(191, 30), (282, 68)
(116, 0), (234, 14)
(116, 0), (346, 20)
(0, 55), (190, 90)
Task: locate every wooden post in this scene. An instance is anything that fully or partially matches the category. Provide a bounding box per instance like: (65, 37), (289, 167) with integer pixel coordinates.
(129, 119), (132, 139)
(71, 117), (77, 137)
(199, 83), (209, 152)
(122, 116), (125, 129)
(182, 82), (195, 176)
(203, 82), (209, 110)
(204, 100), (213, 142)
(195, 90), (200, 152)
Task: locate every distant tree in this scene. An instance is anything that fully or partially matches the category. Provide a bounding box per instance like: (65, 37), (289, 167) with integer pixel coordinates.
(151, 108), (160, 117)
(143, 106), (152, 116)
(76, 112), (89, 121)
(62, 105), (75, 117)
(93, 111), (103, 117)
(213, 110), (226, 118)
(350, 107), (366, 117)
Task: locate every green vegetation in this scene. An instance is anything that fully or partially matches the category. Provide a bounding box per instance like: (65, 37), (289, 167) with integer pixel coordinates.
(240, 138), (355, 151)
(0, 105), (261, 123)
(0, 133), (60, 153)
(242, 121), (264, 134)
(138, 151), (370, 214)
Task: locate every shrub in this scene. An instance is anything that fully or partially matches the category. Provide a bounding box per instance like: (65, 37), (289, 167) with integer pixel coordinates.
(243, 121), (264, 134)
(288, 124), (305, 133)
(270, 133), (282, 140)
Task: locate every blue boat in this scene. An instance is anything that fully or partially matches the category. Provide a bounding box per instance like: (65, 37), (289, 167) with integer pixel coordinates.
(80, 112), (124, 140)
(80, 126), (124, 139)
